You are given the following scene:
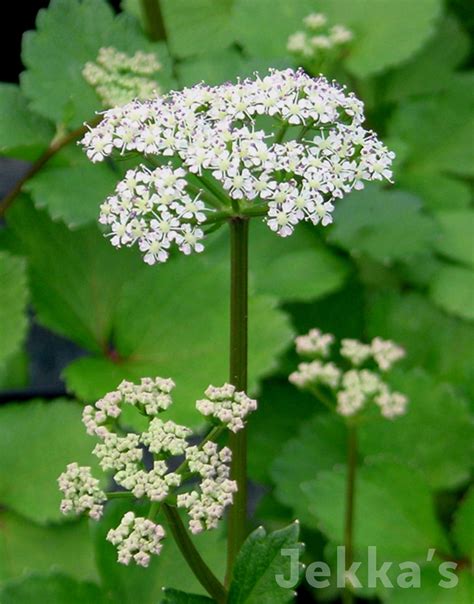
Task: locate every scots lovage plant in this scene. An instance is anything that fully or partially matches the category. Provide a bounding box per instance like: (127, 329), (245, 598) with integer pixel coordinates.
(59, 67), (395, 601)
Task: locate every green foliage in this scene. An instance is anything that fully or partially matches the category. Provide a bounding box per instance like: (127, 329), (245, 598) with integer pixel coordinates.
(0, 252), (28, 374)
(0, 511), (97, 583)
(452, 487), (474, 561)
(0, 399), (102, 523)
(271, 413), (346, 526)
(303, 462), (449, 562)
(359, 369), (474, 490)
(0, 573), (109, 604)
(21, 0), (173, 127)
(329, 187), (437, 263)
(0, 84), (53, 160)
(0, 1), (473, 602)
(25, 147), (118, 227)
(162, 589), (214, 603)
(429, 264), (474, 320)
(161, 0), (234, 58)
(227, 523), (303, 603)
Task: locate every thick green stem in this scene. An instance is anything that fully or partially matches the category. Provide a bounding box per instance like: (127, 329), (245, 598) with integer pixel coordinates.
(225, 217), (249, 585)
(163, 504), (227, 603)
(139, 0), (167, 41)
(343, 424), (358, 604)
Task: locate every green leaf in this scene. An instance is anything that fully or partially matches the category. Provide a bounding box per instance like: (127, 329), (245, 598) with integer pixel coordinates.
(434, 210), (474, 267)
(24, 147), (117, 228)
(385, 16), (470, 102)
(398, 171), (471, 210)
(329, 186), (437, 263)
(250, 221), (348, 302)
(390, 74), (474, 181)
(0, 572), (109, 604)
(64, 253), (293, 425)
(161, 0), (234, 58)
(21, 0), (174, 127)
(0, 399), (102, 524)
(0, 510), (97, 583)
(429, 264), (474, 321)
(161, 588), (214, 603)
(303, 462), (449, 562)
(93, 500), (225, 604)
(233, 0), (315, 59)
(234, 0), (442, 76)
(0, 252), (28, 372)
(384, 566), (474, 604)
(0, 83), (53, 160)
(366, 292), (474, 397)
(271, 413), (346, 526)
(228, 523), (303, 603)
(452, 486), (474, 561)
(247, 379), (318, 485)
(359, 369), (474, 490)
(3, 198), (139, 353)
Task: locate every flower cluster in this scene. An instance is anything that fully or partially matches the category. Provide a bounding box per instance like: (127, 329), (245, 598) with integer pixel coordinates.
(58, 462), (106, 520)
(177, 442), (237, 534)
(82, 68), (394, 263)
(287, 13), (353, 63)
(196, 383), (258, 432)
(83, 47), (162, 107)
(107, 511), (165, 566)
(290, 329), (408, 419)
(58, 377), (257, 566)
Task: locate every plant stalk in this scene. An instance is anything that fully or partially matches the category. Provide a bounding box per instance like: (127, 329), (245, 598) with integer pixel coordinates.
(225, 216), (249, 585)
(163, 504), (227, 603)
(343, 424), (358, 604)
(139, 0), (167, 41)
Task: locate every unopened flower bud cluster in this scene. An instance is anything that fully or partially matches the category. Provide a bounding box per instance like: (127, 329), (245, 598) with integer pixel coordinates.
(290, 328), (408, 419)
(287, 13), (353, 62)
(58, 462), (106, 520)
(82, 68), (394, 264)
(196, 383), (257, 432)
(83, 47), (162, 108)
(59, 377), (256, 566)
(177, 442), (237, 534)
(107, 511), (165, 566)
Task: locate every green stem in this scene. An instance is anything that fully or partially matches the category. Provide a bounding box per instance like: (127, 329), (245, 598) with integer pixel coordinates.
(225, 217), (249, 585)
(105, 491), (134, 499)
(343, 424), (358, 604)
(139, 0), (167, 41)
(163, 504), (227, 604)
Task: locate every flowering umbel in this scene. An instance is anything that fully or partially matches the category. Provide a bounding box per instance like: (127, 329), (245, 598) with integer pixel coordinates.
(287, 13), (353, 65)
(83, 47), (162, 108)
(58, 378), (257, 566)
(290, 328), (408, 419)
(81, 68), (394, 264)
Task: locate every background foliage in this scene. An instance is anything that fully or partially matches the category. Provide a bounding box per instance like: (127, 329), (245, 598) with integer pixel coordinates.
(0, 0), (473, 602)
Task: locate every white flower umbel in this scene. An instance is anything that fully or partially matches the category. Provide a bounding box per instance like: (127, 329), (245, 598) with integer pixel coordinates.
(295, 328), (334, 358)
(196, 383), (257, 432)
(371, 337), (406, 371)
(82, 68), (394, 264)
(83, 47), (162, 108)
(58, 463), (106, 520)
(177, 442), (237, 533)
(290, 328), (408, 420)
(287, 13), (353, 63)
(107, 511), (165, 566)
(289, 360), (341, 389)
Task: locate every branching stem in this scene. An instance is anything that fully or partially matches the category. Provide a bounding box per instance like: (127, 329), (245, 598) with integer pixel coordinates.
(343, 423), (358, 604)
